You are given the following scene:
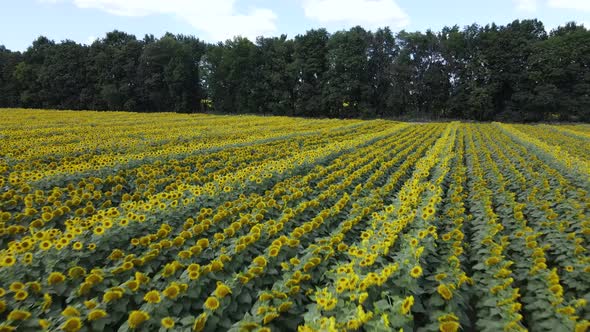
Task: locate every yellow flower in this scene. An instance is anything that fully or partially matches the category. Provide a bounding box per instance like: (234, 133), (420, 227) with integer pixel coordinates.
(0, 324), (16, 332)
(47, 272), (66, 285)
(253, 256), (267, 267)
(263, 313), (280, 325)
(214, 282), (232, 298)
(269, 246), (280, 257)
(39, 319), (50, 329)
(13, 290), (28, 301)
(204, 297), (220, 311)
(144, 290), (161, 303)
(61, 317), (82, 332)
(39, 240), (52, 250)
(359, 292), (369, 304)
(278, 302), (293, 312)
(88, 309), (108, 321)
(26, 281), (42, 293)
(7, 309), (31, 321)
(400, 296), (414, 315)
(128, 310), (150, 329)
(575, 299), (587, 308)
(439, 321), (460, 332)
(62, 306), (81, 317)
(93, 226), (105, 235)
(163, 284), (180, 299)
(68, 266), (86, 279)
(193, 313), (208, 332)
(103, 290), (123, 303)
(437, 284), (453, 301)
(1, 256), (15, 267)
(410, 266), (423, 278)
(557, 306), (576, 315)
(9, 282), (24, 291)
(84, 300), (98, 309)
(161, 317), (175, 329)
(42, 293), (52, 311)
(574, 320), (589, 332)
(485, 256), (501, 266)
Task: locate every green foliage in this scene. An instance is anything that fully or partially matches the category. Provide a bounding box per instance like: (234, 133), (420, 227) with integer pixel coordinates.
(0, 20), (589, 121)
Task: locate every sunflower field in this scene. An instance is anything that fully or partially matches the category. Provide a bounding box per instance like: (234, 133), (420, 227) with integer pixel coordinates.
(0, 109), (589, 332)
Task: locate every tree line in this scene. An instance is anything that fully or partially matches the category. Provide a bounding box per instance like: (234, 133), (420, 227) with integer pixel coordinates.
(0, 19), (589, 121)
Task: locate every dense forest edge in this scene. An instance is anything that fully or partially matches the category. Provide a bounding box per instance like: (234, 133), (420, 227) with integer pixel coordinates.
(0, 19), (589, 122)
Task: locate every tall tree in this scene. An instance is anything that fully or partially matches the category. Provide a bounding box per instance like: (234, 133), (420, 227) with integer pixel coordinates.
(87, 31), (143, 111)
(253, 35), (296, 116)
(368, 27), (398, 118)
(323, 26), (372, 118)
(0, 46), (21, 107)
(293, 29), (330, 117)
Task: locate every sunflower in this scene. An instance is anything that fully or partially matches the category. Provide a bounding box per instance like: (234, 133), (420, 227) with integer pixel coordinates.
(26, 281), (41, 293)
(144, 290), (161, 304)
(192, 313), (208, 332)
(437, 284), (453, 301)
(11, 290), (27, 302)
(68, 266), (86, 279)
(485, 256), (501, 266)
(7, 309), (31, 321)
(410, 266), (423, 278)
(84, 300), (97, 309)
(439, 321), (460, 332)
(102, 290), (123, 303)
(214, 282), (232, 298)
(1, 256), (15, 267)
(62, 306), (80, 317)
(41, 212), (53, 222)
(47, 272), (66, 285)
(87, 309), (108, 321)
(128, 310), (150, 329)
(253, 256), (267, 267)
(204, 297), (220, 311)
(161, 317), (175, 329)
(269, 246), (280, 257)
(39, 241), (52, 250)
(41, 293), (52, 311)
(400, 295), (414, 315)
(163, 285), (180, 299)
(9, 282), (24, 291)
(39, 319), (50, 329)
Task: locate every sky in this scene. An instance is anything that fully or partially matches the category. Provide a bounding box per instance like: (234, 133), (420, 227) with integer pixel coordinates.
(1, 0), (589, 51)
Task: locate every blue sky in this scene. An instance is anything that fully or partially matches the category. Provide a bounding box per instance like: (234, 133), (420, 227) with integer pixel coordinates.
(1, 0), (589, 51)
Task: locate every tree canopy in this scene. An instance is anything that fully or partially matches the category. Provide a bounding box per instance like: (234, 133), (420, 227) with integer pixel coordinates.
(0, 20), (588, 121)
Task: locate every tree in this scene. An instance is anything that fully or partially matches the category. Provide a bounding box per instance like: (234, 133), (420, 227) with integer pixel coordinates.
(368, 28), (398, 118)
(253, 35), (296, 116)
(323, 26), (372, 118)
(0, 45), (22, 107)
(293, 29), (330, 117)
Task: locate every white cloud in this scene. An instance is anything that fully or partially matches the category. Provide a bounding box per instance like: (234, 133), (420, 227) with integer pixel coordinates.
(547, 0), (590, 11)
(86, 36), (97, 45)
(513, 0), (538, 11)
(41, 0), (278, 41)
(301, 0), (409, 30)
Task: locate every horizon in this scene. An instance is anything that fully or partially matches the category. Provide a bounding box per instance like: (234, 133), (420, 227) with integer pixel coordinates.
(2, 0), (589, 52)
